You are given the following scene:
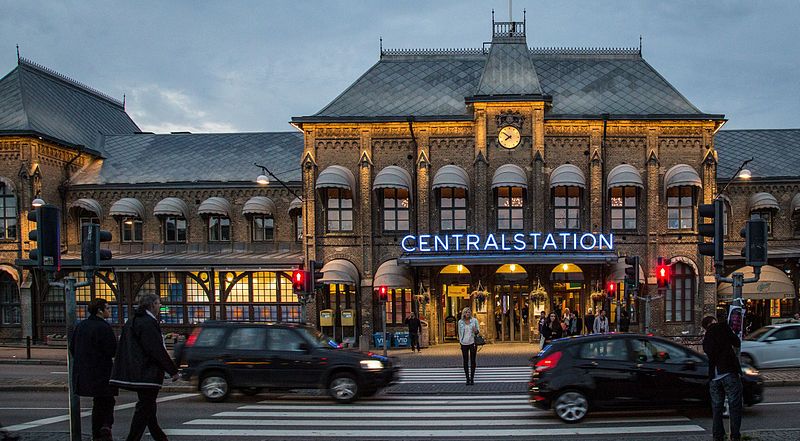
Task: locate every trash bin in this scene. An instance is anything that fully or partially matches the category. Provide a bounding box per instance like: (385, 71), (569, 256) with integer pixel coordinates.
(420, 320), (429, 348)
(393, 331), (410, 348)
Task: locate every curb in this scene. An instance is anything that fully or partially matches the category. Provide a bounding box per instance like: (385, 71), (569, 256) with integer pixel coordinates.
(0, 359), (65, 366)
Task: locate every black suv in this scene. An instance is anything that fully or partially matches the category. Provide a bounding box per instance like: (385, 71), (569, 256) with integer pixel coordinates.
(175, 321), (396, 403)
(529, 333), (764, 423)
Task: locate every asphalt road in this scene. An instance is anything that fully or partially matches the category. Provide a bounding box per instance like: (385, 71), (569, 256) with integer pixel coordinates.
(1, 384), (798, 440)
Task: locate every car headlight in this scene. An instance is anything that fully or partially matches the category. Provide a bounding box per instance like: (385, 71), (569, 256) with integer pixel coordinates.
(360, 360), (384, 371)
(743, 366), (759, 376)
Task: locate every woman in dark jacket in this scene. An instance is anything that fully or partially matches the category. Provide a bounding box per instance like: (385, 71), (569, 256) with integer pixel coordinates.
(542, 313), (564, 345)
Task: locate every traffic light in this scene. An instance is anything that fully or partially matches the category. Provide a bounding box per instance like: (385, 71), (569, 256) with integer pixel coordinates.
(81, 223), (112, 273)
(377, 285), (389, 302)
(292, 269), (309, 293)
(310, 260), (324, 292)
(741, 218), (768, 267)
(624, 256), (640, 292)
(606, 281), (616, 298)
(655, 257), (671, 289)
(698, 199), (724, 270)
(28, 204), (61, 272)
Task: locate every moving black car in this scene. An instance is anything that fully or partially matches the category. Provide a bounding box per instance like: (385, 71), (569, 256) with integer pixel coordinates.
(174, 321), (396, 403)
(529, 333), (764, 423)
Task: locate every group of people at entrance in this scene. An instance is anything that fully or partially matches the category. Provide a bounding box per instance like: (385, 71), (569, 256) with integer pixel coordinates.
(537, 307), (624, 346)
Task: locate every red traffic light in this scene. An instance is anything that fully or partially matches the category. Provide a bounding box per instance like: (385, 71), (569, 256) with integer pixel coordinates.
(377, 285), (388, 302)
(292, 270), (306, 293)
(655, 262), (671, 288)
(606, 282), (616, 297)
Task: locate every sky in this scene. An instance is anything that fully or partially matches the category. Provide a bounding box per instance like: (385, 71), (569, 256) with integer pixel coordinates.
(2, 0), (799, 133)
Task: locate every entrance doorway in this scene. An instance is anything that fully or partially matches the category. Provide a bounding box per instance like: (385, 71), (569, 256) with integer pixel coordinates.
(551, 263), (584, 319)
(493, 264), (530, 342)
(440, 264), (471, 342)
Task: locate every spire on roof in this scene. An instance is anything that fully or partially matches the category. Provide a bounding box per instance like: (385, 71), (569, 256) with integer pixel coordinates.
(16, 44), (20, 61)
(473, 14), (543, 98)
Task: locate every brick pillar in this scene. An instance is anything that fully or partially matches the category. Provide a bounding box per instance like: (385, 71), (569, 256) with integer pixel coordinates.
(532, 150), (544, 230)
(302, 128), (317, 264)
(475, 109), (488, 235)
(646, 131), (662, 333)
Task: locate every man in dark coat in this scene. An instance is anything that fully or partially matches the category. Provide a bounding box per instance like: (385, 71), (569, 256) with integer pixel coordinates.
(702, 315), (743, 441)
(70, 298), (117, 441)
(110, 294), (179, 441)
(405, 313), (422, 352)
(585, 308), (596, 334)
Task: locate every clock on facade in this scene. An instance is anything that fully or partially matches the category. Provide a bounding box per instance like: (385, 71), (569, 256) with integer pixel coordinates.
(498, 125), (521, 149)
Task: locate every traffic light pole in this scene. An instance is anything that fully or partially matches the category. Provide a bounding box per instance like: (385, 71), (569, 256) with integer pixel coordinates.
(718, 269), (759, 350)
(381, 299), (388, 358)
(49, 275), (91, 441)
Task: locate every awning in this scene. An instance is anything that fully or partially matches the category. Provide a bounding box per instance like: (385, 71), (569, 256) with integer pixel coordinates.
(718, 265), (795, 301)
(748, 192), (780, 212)
(373, 259), (413, 288)
(319, 259), (360, 285)
(288, 197), (302, 213)
(607, 164), (644, 189)
(432, 165), (470, 190)
(242, 196), (276, 216)
(109, 198), (145, 219)
(316, 165), (356, 193)
(491, 164), (528, 189)
(550, 164), (585, 188)
(69, 198), (103, 217)
(664, 164), (702, 190)
(0, 264), (19, 283)
(197, 197), (231, 216)
(791, 193), (800, 213)
(0, 176), (16, 192)
(608, 257), (646, 284)
(153, 197), (189, 218)
(373, 166), (413, 197)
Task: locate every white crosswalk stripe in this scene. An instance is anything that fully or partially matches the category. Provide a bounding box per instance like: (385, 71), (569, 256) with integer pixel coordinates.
(397, 366), (530, 383)
(163, 394), (706, 438)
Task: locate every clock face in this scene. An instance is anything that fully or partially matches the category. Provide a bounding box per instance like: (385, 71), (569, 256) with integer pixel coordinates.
(498, 126), (521, 149)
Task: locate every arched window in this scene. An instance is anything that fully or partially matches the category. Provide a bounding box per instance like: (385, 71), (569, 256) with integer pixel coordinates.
(0, 271), (20, 325)
(666, 262), (695, 322)
(0, 181), (17, 240)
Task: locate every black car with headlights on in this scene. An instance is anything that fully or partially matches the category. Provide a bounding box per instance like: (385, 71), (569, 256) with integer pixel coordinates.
(174, 321), (396, 403)
(529, 333), (764, 423)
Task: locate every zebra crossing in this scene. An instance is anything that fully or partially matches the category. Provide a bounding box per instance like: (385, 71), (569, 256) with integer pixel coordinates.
(162, 394), (706, 439)
(397, 366), (530, 383)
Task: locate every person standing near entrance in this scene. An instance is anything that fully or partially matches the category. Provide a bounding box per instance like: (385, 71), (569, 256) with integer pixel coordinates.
(537, 311), (547, 347)
(405, 313), (422, 352)
(585, 308), (596, 335)
(458, 307), (480, 385)
(593, 309), (609, 334)
(542, 312), (564, 345)
(702, 315), (743, 441)
(70, 298), (118, 441)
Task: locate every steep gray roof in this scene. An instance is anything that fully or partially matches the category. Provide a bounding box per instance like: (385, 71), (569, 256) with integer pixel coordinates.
(297, 47), (715, 122)
(70, 132), (303, 186)
(0, 58), (139, 149)
(716, 129), (800, 180)
(475, 38), (543, 97)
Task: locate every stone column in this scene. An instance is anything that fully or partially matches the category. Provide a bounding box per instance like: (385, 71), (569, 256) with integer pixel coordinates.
(474, 109), (488, 235)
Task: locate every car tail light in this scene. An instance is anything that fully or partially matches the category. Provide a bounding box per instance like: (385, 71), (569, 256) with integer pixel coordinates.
(534, 351), (562, 372)
(185, 328), (201, 348)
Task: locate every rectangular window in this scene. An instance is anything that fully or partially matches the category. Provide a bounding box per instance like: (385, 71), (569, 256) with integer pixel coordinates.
(382, 188), (410, 232)
(554, 186), (581, 230)
(0, 184), (16, 240)
(78, 216), (100, 244)
(0, 278), (20, 325)
(750, 211), (773, 236)
(497, 187), (524, 230)
(385, 288), (412, 325)
(121, 218), (143, 242)
(610, 186), (637, 230)
(667, 186), (694, 230)
(252, 272), (278, 303)
(252, 216), (275, 241)
(164, 217), (187, 243)
(208, 216), (231, 241)
(440, 187), (467, 231)
(325, 188), (353, 232)
(666, 263), (694, 322)
(294, 213), (303, 242)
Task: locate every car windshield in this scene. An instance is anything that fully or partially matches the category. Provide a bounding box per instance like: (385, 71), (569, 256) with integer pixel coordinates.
(745, 327), (772, 341)
(298, 327), (340, 348)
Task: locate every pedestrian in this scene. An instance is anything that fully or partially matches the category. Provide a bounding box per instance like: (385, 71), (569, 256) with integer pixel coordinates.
(70, 298), (117, 441)
(620, 309), (631, 332)
(458, 307), (480, 386)
(585, 308), (595, 334)
(702, 315), (743, 441)
(405, 312), (422, 352)
(593, 309), (609, 334)
(794, 312), (800, 322)
(110, 294), (179, 441)
(542, 312), (564, 345)
(568, 311), (579, 336)
(537, 311), (547, 347)
(574, 313), (584, 336)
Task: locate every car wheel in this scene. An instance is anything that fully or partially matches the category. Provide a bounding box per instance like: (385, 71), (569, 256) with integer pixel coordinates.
(553, 390), (589, 423)
(328, 373), (359, 403)
(741, 353), (756, 368)
(200, 372), (230, 402)
(239, 387), (263, 396)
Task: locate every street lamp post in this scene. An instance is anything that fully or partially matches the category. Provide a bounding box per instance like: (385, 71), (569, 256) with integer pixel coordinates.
(253, 163), (303, 202)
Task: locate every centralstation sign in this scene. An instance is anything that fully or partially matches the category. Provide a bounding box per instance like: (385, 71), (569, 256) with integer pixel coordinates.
(400, 232), (614, 254)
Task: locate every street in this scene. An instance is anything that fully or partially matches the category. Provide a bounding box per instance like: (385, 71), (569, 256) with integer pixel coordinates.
(1, 369), (798, 440)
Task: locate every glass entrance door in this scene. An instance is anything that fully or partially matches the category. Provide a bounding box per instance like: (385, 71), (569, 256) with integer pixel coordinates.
(493, 283), (530, 342)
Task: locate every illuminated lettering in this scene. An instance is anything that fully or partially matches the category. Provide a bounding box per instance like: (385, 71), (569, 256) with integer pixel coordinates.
(579, 233), (597, 250)
(484, 234), (499, 251)
(451, 234), (463, 251)
(418, 234), (431, 252)
(542, 233), (557, 250)
(401, 235), (416, 252)
(599, 233), (614, 250)
(559, 232), (571, 249)
(513, 233), (527, 250)
(466, 234), (480, 251)
(434, 235), (449, 252)
(500, 234), (512, 251)
(398, 232), (614, 253)
(529, 233), (541, 249)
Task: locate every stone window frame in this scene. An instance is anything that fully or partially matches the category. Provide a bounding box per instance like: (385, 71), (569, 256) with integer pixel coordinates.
(380, 187), (410, 233)
(666, 186), (696, 231)
(207, 215), (231, 242)
(119, 216), (143, 243)
(323, 188), (354, 233)
(290, 208), (303, 242)
(665, 262), (694, 323)
(553, 186), (582, 230)
(164, 216), (188, 244)
(609, 186), (638, 231)
(0, 272), (20, 326)
(496, 186), (525, 231)
(250, 214), (275, 242)
(438, 187), (468, 232)
(0, 182), (17, 241)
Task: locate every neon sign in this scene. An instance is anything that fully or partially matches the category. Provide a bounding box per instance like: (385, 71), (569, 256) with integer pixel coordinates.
(400, 232), (613, 253)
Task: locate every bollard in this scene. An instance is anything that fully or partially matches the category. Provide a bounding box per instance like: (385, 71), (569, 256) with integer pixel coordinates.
(26, 336), (31, 360)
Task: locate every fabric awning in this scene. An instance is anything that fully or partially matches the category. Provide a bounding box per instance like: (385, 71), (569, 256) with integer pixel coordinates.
(288, 197), (302, 213)
(373, 166), (413, 197)
(549, 164), (586, 188)
(432, 165), (470, 190)
(748, 192), (780, 212)
(153, 197), (189, 218)
(718, 265), (795, 301)
(791, 193), (800, 213)
(109, 198), (145, 219)
(491, 164), (528, 189)
(664, 164), (702, 190)
(242, 196), (276, 216)
(69, 198), (103, 217)
(607, 164), (644, 189)
(197, 197), (231, 216)
(316, 165), (356, 193)
(319, 259), (360, 285)
(373, 259), (413, 289)
(608, 257), (646, 284)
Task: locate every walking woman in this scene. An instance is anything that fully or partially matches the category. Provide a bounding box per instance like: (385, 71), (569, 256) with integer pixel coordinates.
(458, 307), (480, 385)
(541, 312), (564, 345)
